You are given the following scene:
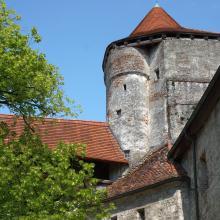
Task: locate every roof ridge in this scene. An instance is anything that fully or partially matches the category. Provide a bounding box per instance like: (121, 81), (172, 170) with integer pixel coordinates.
(0, 114), (108, 126)
(116, 145), (168, 182)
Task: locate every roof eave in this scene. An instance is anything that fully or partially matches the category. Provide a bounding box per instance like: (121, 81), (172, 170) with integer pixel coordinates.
(102, 30), (220, 72)
(105, 176), (190, 202)
(85, 157), (128, 165)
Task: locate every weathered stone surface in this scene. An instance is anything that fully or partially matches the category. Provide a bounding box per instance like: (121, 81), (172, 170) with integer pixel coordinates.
(164, 39), (220, 82)
(169, 104), (195, 141)
(105, 47), (150, 165)
(109, 182), (189, 220)
(148, 79), (168, 148)
(104, 38), (220, 166)
(167, 81), (209, 141)
(181, 98), (220, 220)
(105, 47), (150, 86)
(167, 81), (209, 106)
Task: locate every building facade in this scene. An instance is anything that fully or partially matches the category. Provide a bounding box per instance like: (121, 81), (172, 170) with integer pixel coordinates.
(105, 5), (220, 220)
(103, 5), (220, 166)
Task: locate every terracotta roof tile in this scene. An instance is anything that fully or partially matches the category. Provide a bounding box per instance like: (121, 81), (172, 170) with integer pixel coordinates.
(130, 6), (219, 37)
(0, 114), (128, 164)
(107, 146), (186, 198)
(131, 6), (181, 37)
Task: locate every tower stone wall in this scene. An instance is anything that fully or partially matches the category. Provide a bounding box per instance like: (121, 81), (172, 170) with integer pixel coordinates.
(105, 47), (150, 164)
(163, 38), (220, 143)
(104, 38), (220, 165)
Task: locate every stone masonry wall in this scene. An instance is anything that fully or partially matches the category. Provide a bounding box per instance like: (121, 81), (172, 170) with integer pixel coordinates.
(181, 97), (220, 220)
(104, 38), (220, 166)
(105, 47), (150, 165)
(163, 38), (220, 143)
(148, 38), (220, 148)
(109, 181), (189, 220)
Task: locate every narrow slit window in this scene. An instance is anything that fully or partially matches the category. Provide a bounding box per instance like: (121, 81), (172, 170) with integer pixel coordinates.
(124, 150), (130, 160)
(116, 109), (121, 117)
(199, 153), (209, 191)
(123, 84), (127, 91)
(155, 68), (160, 80)
(137, 208), (145, 220)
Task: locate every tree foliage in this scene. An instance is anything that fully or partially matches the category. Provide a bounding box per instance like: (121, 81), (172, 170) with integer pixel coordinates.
(0, 0), (79, 118)
(0, 127), (112, 220)
(0, 1), (113, 219)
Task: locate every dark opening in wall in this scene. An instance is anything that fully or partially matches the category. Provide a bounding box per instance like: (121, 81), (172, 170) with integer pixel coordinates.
(92, 161), (109, 180)
(180, 116), (185, 122)
(123, 84), (127, 91)
(199, 152), (209, 191)
(155, 68), (160, 80)
(111, 216), (117, 220)
(124, 150), (130, 160)
(116, 109), (121, 117)
(137, 208), (145, 220)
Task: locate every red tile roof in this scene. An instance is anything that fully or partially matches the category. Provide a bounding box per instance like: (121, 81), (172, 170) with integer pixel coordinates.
(131, 6), (181, 37)
(130, 6), (219, 37)
(108, 145), (186, 198)
(0, 114), (128, 164)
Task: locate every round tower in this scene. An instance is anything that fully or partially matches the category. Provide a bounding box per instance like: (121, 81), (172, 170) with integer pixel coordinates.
(103, 5), (220, 166)
(104, 46), (150, 165)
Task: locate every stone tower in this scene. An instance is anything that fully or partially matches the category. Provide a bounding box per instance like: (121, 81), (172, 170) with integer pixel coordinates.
(103, 5), (220, 165)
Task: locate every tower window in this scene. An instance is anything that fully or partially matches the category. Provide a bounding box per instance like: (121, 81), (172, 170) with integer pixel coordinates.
(155, 68), (160, 80)
(123, 84), (127, 91)
(137, 208), (145, 220)
(199, 152), (209, 191)
(124, 150), (130, 160)
(111, 216), (117, 220)
(116, 109), (121, 117)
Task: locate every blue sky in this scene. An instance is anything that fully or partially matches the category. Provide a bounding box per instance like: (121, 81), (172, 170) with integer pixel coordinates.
(4, 0), (220, 121)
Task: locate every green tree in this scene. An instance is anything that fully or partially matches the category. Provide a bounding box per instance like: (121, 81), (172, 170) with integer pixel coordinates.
(0, 127), (112, 220)
(0, 0), (79, 119)
(0, 1), (113, 219)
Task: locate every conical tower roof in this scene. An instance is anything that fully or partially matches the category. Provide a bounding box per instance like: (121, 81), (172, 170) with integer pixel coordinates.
(131, 5), (182, 37)
(103, 5), (220, 70)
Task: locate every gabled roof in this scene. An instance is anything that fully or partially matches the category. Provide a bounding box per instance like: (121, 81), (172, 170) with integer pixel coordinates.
(168, 66), (220, 160)
(107, 145), (187, 199)
(0, 114), (128, 164)
(131, 5), (181, 37)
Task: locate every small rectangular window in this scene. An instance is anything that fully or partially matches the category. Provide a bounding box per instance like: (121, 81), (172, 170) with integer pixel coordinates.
(111, 216), (117, 220)
(116, 109), (121, 117)
(123, 84), (127, 91)
(124, 150), (130, 160)
(137, 208), (145, 220)
(155, 68), (160, 80)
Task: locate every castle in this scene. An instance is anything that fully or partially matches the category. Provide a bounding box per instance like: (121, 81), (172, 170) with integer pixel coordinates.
(1, 4), (220, 220)
(104, 5), (220, 220)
